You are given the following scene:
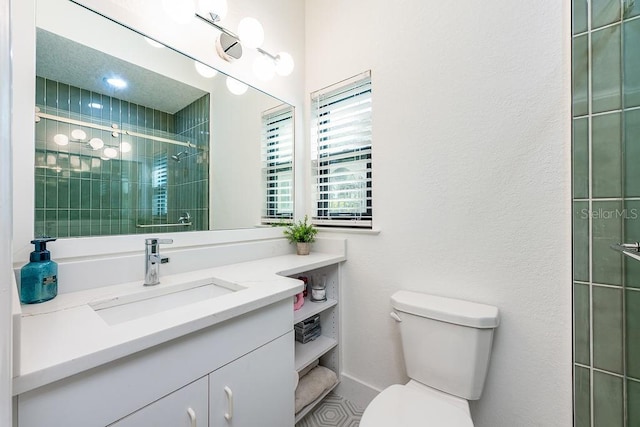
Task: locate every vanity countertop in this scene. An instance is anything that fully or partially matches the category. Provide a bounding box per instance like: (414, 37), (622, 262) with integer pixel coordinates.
(13, 251), (345, 395)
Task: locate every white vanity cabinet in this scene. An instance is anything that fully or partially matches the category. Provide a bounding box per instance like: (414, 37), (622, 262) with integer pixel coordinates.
(17, 299), (295, 427)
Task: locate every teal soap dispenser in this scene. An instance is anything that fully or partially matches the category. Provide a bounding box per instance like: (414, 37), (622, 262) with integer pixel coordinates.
(20, 238), (58, 304)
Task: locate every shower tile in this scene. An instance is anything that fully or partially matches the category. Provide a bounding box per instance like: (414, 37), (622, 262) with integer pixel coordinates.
(80, 89), (91, 116)
(91, 180), (101, 209)
(571, 36), (587, 113)
(592, 25), (622, 114)
(629, 379), (640, 425)
(627, 290), (640, 379)
(593, 285), (623, 373)
(624, 18), (640, 108)
(58, 83), (70, 113)
(45, 176), (57, 209)
(35, 176), (45, 209)
(57, 178), (69, 209)
(35, 76), (45, 106)
(573, 118), (589, 199)
(69, 86), (81, 114)
(573, 6), (588, 34)
(45, 79), (57, 110)
(592, 0), (621, 29)
(574, 283), (591, 365)
(592, 113), (622, 198)
(44, 209), (58, 237)
(574, 365), (590, 427)
(58, 209), (69, 238)
(625, 110), (640, 197)
(593, 371), (623, 426)
(592, 199), (624, 285)
(625, 0), (640, 18)
(624, 200), (640, 287)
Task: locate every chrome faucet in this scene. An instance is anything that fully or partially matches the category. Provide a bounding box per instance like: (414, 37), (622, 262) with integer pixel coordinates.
(144, 238), (173, 286)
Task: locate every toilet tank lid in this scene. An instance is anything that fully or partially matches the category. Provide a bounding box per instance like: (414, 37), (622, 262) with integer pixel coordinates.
(391, 291), (500, 328)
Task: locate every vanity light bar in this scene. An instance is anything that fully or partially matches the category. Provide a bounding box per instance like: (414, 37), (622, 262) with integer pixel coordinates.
(35, 110), (198, 149)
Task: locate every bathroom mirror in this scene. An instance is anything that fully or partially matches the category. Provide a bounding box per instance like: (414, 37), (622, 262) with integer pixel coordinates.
(34, 0), (294, 238)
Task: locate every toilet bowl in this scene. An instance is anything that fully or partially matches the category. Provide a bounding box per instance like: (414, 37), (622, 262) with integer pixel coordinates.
(360, 381), (473, 427)
(360, 291), (499, 427)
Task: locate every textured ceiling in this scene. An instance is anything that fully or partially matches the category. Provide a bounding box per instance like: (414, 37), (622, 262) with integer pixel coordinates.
(36, 28), (207, 114)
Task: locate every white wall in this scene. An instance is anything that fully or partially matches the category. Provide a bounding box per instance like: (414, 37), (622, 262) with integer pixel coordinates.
(304, 1), (573, 426)
(0, 0), (13, 425)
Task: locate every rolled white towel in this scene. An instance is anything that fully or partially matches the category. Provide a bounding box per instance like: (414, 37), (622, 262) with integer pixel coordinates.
(294, 366), (338, 414)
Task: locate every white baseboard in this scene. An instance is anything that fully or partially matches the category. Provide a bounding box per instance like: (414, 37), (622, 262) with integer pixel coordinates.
(334, 372), (383, 410)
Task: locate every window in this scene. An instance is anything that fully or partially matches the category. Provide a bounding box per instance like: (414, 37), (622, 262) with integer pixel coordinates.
(311, 71), (372, 228)
(261, 104), (294, 223)
(152, 154), (168, 217)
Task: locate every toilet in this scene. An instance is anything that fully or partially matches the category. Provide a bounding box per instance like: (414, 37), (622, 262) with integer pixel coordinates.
(360, 290), (500, 427)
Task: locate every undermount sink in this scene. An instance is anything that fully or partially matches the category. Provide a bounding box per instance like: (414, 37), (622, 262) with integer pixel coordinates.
(90, 280), (243, 326)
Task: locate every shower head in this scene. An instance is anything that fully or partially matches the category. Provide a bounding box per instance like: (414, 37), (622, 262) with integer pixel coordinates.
(171, 151), (188, 162)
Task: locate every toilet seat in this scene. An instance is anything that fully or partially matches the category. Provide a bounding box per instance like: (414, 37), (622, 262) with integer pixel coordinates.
(360, 384), (474, 427)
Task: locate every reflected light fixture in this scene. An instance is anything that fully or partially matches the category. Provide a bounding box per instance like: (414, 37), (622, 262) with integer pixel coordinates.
(105, 77), (128, 90)
(197, 0), (227, 20)
(71, 129), (87, 140)
(103, 147), (118, 159)
(252, 55), (275, 81)
(120, 141), (132, 153)
(88, 103), (103, 109)
(195, 61), (218, 78)
(53, 134), (69, 146)
(226, 77), (248, 95)
(89, 138), (104, 150)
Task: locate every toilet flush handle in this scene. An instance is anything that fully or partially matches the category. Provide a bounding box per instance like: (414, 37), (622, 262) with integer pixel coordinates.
(390, 311), (402, 322)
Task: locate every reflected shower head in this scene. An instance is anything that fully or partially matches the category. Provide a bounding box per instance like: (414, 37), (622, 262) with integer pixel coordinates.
(171, 151), (188, 162)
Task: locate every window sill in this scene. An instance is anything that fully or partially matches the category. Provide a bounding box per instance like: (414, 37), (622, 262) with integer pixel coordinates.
(317, 227), (381, 236)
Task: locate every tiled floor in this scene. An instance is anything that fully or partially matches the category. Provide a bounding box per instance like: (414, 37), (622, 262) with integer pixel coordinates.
(296, 393), (364, 427)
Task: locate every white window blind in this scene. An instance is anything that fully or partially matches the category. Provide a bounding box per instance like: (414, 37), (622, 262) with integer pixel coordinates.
(152, 154), (168, 216)
(311, 71), (372, 228)
(261, 104), (294, 222)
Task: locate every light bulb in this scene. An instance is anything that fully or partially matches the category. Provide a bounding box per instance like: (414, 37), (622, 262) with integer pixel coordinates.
(237, 17), (264, 49)
(275, 52), (294, 76)
(120, 141), (132, 153)
(53, 134), (69, 146)
(195, 61), (218, 78)
(226, 77), (248, 95)
(252, 55), (275, 81)
(89, 138), (104, 150)
(103, 147), (118, 159)
(105, 77), (127, 89)
(198, 0), (227, 20)
(162, 0), (196, 24)
(71, 129), (87, 140)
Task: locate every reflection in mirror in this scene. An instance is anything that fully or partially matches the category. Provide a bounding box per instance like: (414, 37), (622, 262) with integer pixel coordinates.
(34, 0), (294, 237)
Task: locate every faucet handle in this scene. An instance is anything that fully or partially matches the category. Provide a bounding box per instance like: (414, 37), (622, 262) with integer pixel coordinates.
(145, 238), (174, 245)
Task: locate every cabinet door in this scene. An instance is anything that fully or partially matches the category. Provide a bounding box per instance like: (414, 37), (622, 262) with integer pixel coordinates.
(109, 377), (208, 427)
(209, 332), (294, 427)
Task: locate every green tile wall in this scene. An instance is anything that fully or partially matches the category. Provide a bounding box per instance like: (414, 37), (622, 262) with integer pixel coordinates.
(572, 6), (640, 427)
(34, 77), (209, 237)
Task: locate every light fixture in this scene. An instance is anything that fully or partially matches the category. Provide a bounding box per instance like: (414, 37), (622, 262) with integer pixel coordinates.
(275, 52), (294, 76)
(162, 0), (196, 24)
(89, 138), (104, 150)
(88, 103), (103, 110)
(197, 0), (227, 20)
(195, 10), (295, 79)
(105, 77), (127, 90)
(226, 76), (248, 95)
(195, 61), (218, 78)
(53, 134), (69, 146)
(103, 147), (118, 159)
(71, 129), (87, 140)
(237, 17), (264, 49)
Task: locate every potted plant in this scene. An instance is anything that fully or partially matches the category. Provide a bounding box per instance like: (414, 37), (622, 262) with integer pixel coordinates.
(283, 215), (318, 255)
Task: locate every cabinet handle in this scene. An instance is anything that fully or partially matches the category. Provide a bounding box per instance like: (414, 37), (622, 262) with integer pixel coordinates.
(187, 407), (197, 427)
(224, 386), (234, 421)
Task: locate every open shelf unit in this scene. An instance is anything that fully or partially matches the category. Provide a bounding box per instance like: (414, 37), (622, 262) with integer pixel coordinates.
(291, 263), (341, 423)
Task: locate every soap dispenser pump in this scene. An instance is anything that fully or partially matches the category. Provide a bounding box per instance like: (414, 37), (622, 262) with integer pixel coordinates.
(20, 238), (58, 304)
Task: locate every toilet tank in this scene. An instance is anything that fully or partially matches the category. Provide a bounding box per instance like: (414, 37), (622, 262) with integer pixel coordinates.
(391, 291), (499, 400)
